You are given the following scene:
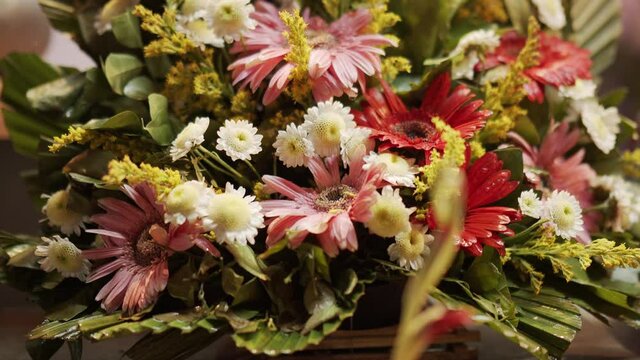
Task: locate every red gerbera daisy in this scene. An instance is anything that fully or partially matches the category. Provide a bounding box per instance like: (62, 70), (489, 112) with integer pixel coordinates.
(431, 153), (521, 256)
(478, 30), (592, 103)
(353, 73), (491, 160)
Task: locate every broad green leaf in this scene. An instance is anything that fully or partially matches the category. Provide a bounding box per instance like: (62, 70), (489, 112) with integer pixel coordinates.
(111, 11), (143, 48)
(167, 261), (198, 306)
(570, 0), (622, 74)
(6, 244), (38, 269)
(103, 53), (144, 95)
(123, 76), (155, 100)
(226, 243), (268, 281)
(302, 281), (338, 334)
(26, 339), (64, 360)
(495, 148), (524, 182)
(222, 267), (244, 298)
(145, 93), (177, 145)
(26, 72), (85, 111)
(83, 110), (141, 132)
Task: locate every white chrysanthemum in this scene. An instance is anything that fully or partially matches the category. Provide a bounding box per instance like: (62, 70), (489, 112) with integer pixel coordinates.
(580, 101), (620, 154)
(301, 100), (356, 157)
(42, 190), (87, 236)
(592, 175), (640, 231)
(559, 79), (597, 102)
(164, 181), (215, 225)
(216, 119), (263, 161)
(532, 0), (566, 30)
(544, 190), (584, 240)
(207, 0), (257, 44)
(450, 29), (500, 80)
(35, 235), (90, 281)
(518, 189), (543, 219)
(273, 124), (314, 167)
(363, 152), (418, 188)
(204, 183), (264, 245)
(388, 224), (434, 271)
(171, 117), (210, 161)
(365, 186), (415, 238)
(176, 15), (225, 48)
(340, 127), (372, 166)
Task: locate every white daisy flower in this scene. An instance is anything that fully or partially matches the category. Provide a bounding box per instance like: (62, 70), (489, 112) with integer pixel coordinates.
(176, 17), (225, 48)
(207, 0), (257, 44)
(365, 186), (415, 238)
(273, 123), (314, 167)
(340, 127), (372, 166)
(301, 100), (356, 157)
(363, 152), (418, 188)
(216, 119), (263, 161)
(518, 189), (543, 219)
(164, 181), (215, 225)
(592, 175), (640, 231)
(532, 0), (566, 31)
(170, 117), (210, 161)
(559, 79), (597, 102)
(580, 101), (620, 155)
(450, 29), (500, 80)
(543, 190), (584, 240)
(35, 235), (90, 281)
(388, 224), (434, 271)
(42, 190), (87, 236)
(204, 183), (264, 245)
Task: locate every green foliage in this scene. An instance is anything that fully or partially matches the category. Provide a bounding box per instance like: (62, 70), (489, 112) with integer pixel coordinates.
(103, 53), (145, 95)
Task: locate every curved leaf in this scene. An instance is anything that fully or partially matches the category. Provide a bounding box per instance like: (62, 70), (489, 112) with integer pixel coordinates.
(103, 53), (144, 95)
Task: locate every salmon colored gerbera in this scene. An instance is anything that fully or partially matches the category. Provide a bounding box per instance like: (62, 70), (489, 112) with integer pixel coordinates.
(261, 153), (384, 256)
(431, 153), (521, 256)
(228, 1), (395, 104)
(353, 73), (491, 160)
(478, 30), (592, 103)
(83, 183), (218, 314)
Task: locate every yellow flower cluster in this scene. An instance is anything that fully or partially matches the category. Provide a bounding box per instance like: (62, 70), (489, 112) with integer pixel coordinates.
(457, 0), (509, 23)
(133, 4), (196, 57)
(382, 56), (412, 82)
(230, 90), (258, 122)
(622, 149), (640, 179)
(480, 17), (540, 143)
(49, 126), (153, 162)
(103, 155), (183, 197)
(280, 9), (312, 104)
(469, 138), (486, 160)
(414, 117), (466, 200)
(357, 0), (401, 34)
(322, 0), (341, 18)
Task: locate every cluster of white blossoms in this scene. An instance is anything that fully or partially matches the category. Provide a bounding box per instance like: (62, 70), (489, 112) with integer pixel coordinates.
(592, 175), (640, 231)
(300, 100), (357, 157)
(163, 181), (264, 245)
(531, 0), (566, 31)
(517, 189), (584, 240)
(363, 152), (418, 188)
(170, 116), (210, 161)
(448, 29), (500, 80)
(42, 190), (88, 236)
(559, 79), (621, 154)
(388, 224), (434, 271)
(365, 186), (415, 238)
(35, 235), (90, 281)
(177, 0), (257, 48)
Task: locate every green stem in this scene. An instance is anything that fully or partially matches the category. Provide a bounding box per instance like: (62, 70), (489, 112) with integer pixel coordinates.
(197, 146), (252, 187)
(244, 159), (261, 179)
(503, 219), (545, 245)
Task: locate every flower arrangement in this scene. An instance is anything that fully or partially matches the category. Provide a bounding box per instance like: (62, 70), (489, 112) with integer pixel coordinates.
(1, 0), (640, 359)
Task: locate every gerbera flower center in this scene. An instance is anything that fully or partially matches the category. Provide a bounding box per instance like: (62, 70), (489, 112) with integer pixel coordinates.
(49, 241), (85, 272)
(314, 184), (357, 212)
(132, 227), (166, 267)
(396, 229), (426, 259)
(393, 120), (436, 140)
(306, 29), (338, 48)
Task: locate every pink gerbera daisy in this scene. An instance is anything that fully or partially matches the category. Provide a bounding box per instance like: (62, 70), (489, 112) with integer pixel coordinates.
(261, 154), (384, 256)
(228, 1), (396, 104)
(83, 183), (219, 314)
(353, 73), (491, 160)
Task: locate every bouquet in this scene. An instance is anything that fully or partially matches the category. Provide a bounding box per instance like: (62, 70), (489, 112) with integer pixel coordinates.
(2, 0), (640, 359)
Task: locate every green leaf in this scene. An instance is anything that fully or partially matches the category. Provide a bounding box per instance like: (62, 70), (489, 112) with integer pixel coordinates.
(570, 0), (623, 74)
(167, 261), (198, 306)
(495, 148), (524, 182)
(67, 339), (83, 360)
(145, 93), (177, 145)
(25, 72), (85, 111)
(103, 53), (144, 95)
(125, 328), (224, 360)
(222, 267), (244, 298)
(83, 110), (141, 132)
(302, 281), (339, 334)
(124, 76), (156, 101)
(111, 11), (143, 48)
(504, 0), (532, 34)
(26, 339), (64, 360)
(226, 243), (268, 281)
(6, 244), (38, 269)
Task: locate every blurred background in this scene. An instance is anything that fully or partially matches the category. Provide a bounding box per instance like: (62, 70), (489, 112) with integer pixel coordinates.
(1, 0), (640, 359)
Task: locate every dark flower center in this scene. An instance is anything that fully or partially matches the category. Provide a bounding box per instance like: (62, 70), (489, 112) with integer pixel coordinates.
(315, 184), (357, 212)
(131, 226), (165, 267)
(393, 120), (436, 139)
